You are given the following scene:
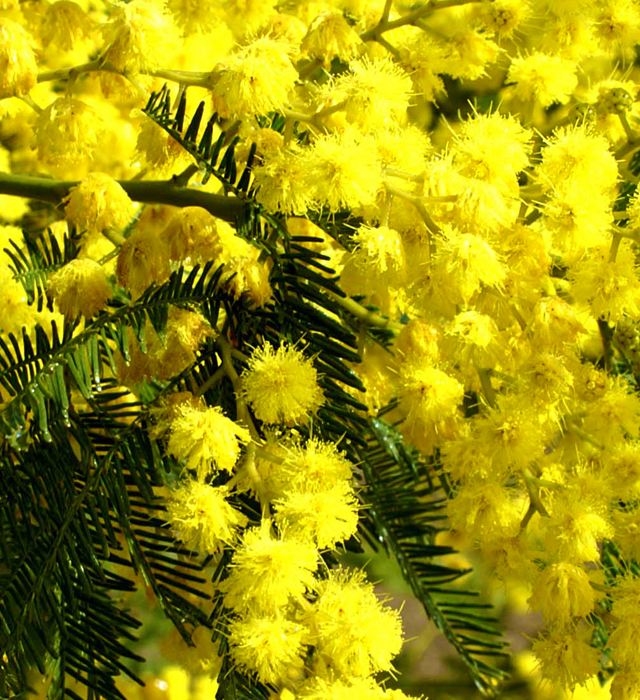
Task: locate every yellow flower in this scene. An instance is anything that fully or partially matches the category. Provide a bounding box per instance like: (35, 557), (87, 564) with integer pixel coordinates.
(64, 173), (136, 234)
(228, 614), (308, 686)
(166, 480), (248, 555)
(0, 18), (37, 99)
(306, 567), (403, 678)
(543, 490), (613, 563)
(101, 0), (178, 74)
(569, 241), (640, 322)
(532, 627), (600, 690)
(506, 52), (578, 107)
(528, 562), (596, 626)
(475, 0), (531, 39)
(41, 1), (94, 52)
(452, 110), (533, 186)
(48, 259), (112, 318)
(332, 56), (413, 132)
(35, 97), (104, 169)
(220, 519), (318, 616)
(537, 125), (618, 196)
(212, 37), (298, 118)
(253, 144), (315, 216)
(447, 481), (524, 541)
(434, 228), (506, 304)
(306, 128), (382, 213)
(242, 342), (324, 425)
(216, 225), (273, 307)
(273, 482), (359, 549)
(271, 438), (354, 497)
(167, 404), (251, 479)
(160, 207), (223, 264)
(116, 226), (170, 299)
(301, 11), (362, 67)
(609, 617), (640, 669)
(399, 365), (463, 427)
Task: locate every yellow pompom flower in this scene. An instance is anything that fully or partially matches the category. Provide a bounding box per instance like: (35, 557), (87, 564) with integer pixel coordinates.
(611, 672), (640, 700)
(242, 342), (324, 426)
(447, 481), (524, 542)
(41, 1), (94, 52)
(350, 225), (406, 275)
(153, 307), (215, 380)
(64, 173), (135, 234)
(307, 567), (403, 678)
(434, 229), (506, 305)
(273, 482), (359, 549)
(135, 115), (192, 174)
(212, 37), (298, 118)
(272, 438), (354, 497)
(160, 207), (222, 263)
(254, 144), (315, 216)
(542, 490), (614, 563)
(166, 480), (248, 555)
(443, 310), (504, 370)
(332, 57), (413, 132)
(537, 125), (618, 196)
(35, 97), (104, 169)
(399, 365), (464, 428)
(0, 18), (37, 99)
(306, 128), (382, 213)
(101, 0), (178, 74)
(220, 519), (318, 616)
(475, 0), (531, 39)
(528, 562), (596, 626)
(595, 0), (640, 53)
(452, 110), (533, 186)
(0, 265), (36, 336)
(609, 617), (640, 669)
(167, 404), (251, 479)
(296, 676), (388, 699)
(48, 259), (112, 318)
(116, 226), (171, 299)
(301, 11), (362, 68)
(475, 395), (548, 472)
(216, 228), (273, 307)
(228, 615), (308, 685)
(167, 0), (222, 34)
(532, 628), (600, 690)
(506, 52), (578, 108)
(569, 242), (640, 322)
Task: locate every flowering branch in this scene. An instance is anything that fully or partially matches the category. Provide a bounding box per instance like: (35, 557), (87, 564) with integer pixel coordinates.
(0, 172), (245, 222)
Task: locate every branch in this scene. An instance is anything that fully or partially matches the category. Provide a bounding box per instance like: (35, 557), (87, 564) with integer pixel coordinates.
(0, 172), (246, 222)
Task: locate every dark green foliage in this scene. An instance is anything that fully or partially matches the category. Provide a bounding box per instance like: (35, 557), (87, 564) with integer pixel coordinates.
(0, 86), (510, 700)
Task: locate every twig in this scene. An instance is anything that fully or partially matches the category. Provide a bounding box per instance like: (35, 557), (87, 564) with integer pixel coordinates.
(327, 291), (403, 334)
(0, 172), (245, 222)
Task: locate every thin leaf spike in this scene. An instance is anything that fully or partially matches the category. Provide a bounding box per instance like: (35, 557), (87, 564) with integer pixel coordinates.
(184, 101), (205, 143)
(173, 92), (187, 132)
(198, 114), (217, 158)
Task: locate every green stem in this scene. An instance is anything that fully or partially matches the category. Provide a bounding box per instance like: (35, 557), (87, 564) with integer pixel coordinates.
(608, 231), (622, 262)
(194, 365), (225, 397)
(522, 467), (550, 518)
(38, 59), (213, 89)
(0, 172), (245, 222)
(327, 291), (403, 334)
(477, 368), (497, 409)
(101, 229), (125, 247)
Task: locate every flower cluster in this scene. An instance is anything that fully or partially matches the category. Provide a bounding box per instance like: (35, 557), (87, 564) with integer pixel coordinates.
(5, 0), (640, 698)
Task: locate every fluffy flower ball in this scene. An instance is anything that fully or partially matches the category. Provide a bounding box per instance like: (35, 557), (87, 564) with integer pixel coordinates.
(166, 481), (248, 555)
(167, 404), (251, 479)
(242, 342), (324, 425)
(48, 259), (112, 318)
(64, 173), (135, 234)
(0, 18), (37, 99)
